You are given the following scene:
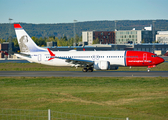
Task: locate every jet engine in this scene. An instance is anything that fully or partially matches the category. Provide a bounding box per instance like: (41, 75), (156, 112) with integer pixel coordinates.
(94, 61), (110, 70)
(94, 61), (119, 70)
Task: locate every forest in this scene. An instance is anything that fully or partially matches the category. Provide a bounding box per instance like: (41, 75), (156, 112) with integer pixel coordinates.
(0, 35), (82, 47)
(0, 20), (168, 46)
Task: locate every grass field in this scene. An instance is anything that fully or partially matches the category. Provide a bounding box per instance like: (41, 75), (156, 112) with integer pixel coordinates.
(0, 62), (168, 71)
(0, 77), (168, 120)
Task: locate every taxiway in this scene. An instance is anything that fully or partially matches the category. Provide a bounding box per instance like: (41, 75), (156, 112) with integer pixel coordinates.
(0, 71), (168, 77)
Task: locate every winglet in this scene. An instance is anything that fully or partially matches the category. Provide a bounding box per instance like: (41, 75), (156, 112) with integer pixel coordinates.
(47, 48), (55, 61)
(47, 48), (55, 56)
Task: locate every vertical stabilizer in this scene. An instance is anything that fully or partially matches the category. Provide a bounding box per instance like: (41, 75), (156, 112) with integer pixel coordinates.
(14, 24), (46, 53)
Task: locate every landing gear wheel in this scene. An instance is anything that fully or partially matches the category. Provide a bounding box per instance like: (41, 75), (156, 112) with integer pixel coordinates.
(82, 68), (88, 72)
(147, 69), (150, 73)
(88, 67), (93, 72)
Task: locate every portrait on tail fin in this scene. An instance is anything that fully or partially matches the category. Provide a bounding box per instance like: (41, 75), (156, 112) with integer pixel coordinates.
(19, 35), (30, 52)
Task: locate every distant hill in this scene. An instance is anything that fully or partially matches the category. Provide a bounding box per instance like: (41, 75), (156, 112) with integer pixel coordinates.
(0, 20), (168, 40)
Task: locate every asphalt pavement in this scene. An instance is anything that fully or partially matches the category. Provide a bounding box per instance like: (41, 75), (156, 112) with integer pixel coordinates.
(0, 71), (168, 77)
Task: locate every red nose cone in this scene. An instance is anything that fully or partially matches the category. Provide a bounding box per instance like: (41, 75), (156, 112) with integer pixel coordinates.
(158, 57), (165, 64)
(161, 57), (165, 63)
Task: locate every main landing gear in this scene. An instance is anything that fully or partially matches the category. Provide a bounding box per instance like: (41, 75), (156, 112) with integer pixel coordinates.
(82, 67), (93, 72)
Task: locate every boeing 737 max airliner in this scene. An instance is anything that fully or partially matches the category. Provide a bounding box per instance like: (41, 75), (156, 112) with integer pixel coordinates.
(14, 24), (165, 72)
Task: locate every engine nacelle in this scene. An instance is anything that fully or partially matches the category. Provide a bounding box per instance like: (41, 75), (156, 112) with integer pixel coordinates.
(94, 61), (110, 70)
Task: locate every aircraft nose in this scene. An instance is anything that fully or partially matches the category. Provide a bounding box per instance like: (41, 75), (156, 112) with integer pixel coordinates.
(159, 57), (165, 63)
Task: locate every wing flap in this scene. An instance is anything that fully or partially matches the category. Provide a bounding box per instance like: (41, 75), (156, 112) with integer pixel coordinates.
(60, 57), (93, 66)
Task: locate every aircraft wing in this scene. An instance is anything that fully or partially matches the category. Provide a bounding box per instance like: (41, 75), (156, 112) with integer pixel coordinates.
(47, 48), (94, 67)
(57, 57), (94, 67)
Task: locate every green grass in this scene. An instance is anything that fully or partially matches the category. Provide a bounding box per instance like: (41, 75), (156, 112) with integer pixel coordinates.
(0, 77), (168, 120)
(0, 62), (167, 71)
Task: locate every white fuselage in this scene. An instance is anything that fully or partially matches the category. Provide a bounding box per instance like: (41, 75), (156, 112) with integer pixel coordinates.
(24, 50), (126, 67)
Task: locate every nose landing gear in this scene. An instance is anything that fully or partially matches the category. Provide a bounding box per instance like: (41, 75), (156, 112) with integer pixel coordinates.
(147, 65), (156, 72)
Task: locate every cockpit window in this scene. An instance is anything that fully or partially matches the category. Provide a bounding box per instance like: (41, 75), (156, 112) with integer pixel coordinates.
(151, 54), (157, 57)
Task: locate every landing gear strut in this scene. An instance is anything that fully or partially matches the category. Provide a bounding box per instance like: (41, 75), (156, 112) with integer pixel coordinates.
(147, 65), (156, 72)
(88, 67), (93, 72)
(82, 68), (88, 72)
(82, 67), (93, 72)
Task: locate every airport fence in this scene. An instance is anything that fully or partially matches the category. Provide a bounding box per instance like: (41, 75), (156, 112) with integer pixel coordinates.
(0, 108), (131, 120)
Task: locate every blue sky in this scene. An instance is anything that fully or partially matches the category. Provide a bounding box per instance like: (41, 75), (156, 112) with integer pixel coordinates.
(0, 0), (168, 24)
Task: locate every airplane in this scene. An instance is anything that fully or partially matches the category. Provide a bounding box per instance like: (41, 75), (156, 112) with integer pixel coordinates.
(13, 24), (165, 72)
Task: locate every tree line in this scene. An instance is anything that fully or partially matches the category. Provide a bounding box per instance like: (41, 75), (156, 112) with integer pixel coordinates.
(0, 35), (82, 47)
(1, 20), (168, 40)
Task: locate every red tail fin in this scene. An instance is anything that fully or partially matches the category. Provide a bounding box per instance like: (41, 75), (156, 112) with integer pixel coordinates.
(14, 24), (22, 29)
